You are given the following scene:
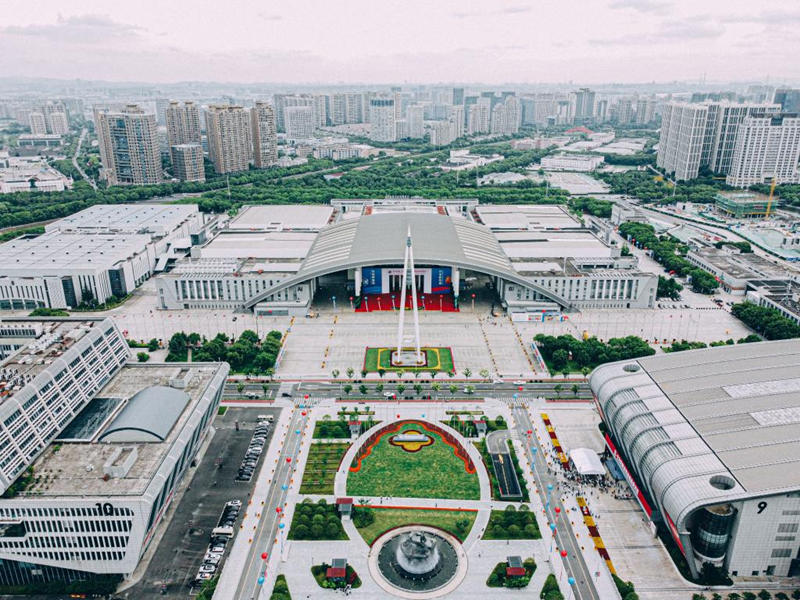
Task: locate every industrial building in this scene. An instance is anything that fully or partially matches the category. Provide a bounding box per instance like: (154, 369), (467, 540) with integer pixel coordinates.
(540, 153), (604, 172)
(157, 199), (657, 315)
(0, 318), (228, 586)
(591, 340), (800, 578)
(685, 246), (791, 295)
(0, 205), (204, 309)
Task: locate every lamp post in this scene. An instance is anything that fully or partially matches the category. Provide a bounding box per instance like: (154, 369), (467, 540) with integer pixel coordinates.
(421, 295), (425, 310)
(332, 295), (336, 312)
(471, 293), (476, 313)
(391, 294), (396, 310)
(349, 296), (354, 310)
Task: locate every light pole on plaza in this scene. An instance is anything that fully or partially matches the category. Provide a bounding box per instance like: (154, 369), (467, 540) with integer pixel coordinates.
(471, 293), (476, 313)
(332, 295), (336, 312)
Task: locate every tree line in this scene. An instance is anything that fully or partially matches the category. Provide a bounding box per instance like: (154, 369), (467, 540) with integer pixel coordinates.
(534, 333), (655, 373)
(166, 329), (283, 374)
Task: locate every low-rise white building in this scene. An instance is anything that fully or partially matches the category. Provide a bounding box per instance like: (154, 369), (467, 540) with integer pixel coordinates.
(0, 154), (72, 194)
(540, 152), (604, 171)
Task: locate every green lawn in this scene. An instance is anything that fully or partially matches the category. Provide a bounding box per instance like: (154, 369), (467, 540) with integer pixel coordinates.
(299, 443), (351, 495)
(363, 347), (454, 373)
(347, 422), (479, 500)
(355, 507), (477, 545)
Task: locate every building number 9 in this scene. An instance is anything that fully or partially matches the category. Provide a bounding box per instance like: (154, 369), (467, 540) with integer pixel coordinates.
(757, 501), (767, 514)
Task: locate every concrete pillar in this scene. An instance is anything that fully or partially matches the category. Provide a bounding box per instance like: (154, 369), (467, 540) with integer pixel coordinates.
(354, 268), (362, 297)
(452, 266), (460, 308)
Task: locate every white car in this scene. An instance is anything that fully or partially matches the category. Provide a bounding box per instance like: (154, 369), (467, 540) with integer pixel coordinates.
(512, 380), (526, 385)
(383, 391), (395, 397)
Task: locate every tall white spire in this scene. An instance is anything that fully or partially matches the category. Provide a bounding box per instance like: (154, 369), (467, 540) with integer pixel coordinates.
(394, 226), (423, 365)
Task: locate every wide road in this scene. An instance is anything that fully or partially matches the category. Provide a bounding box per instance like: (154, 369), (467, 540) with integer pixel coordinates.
(232, 404), (309, 600)
(72, 127), (97, 190)
(509, 399), (602, 600)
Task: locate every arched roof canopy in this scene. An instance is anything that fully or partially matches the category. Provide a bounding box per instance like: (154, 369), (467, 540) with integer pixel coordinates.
(244, 212), (571, 310)
(99, 385), (190, 443)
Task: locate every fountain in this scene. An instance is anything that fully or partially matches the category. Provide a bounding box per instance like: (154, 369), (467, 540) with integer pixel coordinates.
(395, 532), (442, 580)
(373, 526), (463, 595)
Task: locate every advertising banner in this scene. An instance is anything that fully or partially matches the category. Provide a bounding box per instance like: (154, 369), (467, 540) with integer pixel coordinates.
(430, 267), (452, 294)
(361, 267), (382, 294)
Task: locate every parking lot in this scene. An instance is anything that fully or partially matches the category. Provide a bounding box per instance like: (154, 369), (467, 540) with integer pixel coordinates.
(120, 406), (281, 599)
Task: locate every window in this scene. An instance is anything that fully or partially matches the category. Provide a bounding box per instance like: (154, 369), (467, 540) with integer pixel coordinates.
(777, 523), (799, 533)
(770, 548), (792, 558)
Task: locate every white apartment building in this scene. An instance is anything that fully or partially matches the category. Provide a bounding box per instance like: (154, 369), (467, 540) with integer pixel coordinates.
(205, 105), (252, 174)
(658, 101), (781, 180)
(165, 101), (202, 149)
(369, 98), (396, 142)
(727, 114), (800, 188)
(171, 144), (205, 182)
(27, 113), (47, 136)
(406, 105), (425, 139)
(285, 105), (315, 140)
(0, 318), (228, 584)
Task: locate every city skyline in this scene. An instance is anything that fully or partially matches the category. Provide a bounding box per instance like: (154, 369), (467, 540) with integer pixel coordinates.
(2, 0), (800, 85)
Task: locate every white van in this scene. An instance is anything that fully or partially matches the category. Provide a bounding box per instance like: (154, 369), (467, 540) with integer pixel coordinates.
(257, 414), (274, 423)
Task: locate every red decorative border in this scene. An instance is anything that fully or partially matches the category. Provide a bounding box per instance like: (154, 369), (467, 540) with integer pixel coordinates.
(349, 420), (475, 474)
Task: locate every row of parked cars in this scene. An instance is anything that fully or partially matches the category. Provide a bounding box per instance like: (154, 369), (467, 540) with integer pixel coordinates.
(193, 499), (241, 586)
(236, 418), (270, 481)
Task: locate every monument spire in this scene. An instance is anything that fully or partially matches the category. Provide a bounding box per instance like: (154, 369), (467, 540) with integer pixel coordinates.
(394, 226), (423, 366)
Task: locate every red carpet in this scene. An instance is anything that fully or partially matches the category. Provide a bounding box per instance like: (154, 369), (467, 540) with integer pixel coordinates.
(355, 293), (458, 312)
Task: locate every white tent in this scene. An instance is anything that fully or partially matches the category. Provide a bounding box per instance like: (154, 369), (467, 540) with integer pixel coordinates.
(569, 448), (605, 476)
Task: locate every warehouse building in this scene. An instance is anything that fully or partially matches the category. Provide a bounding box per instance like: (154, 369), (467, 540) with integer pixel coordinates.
(0, 205), (206, 309)
(0, 318), (228, 586)
(591, 340), (800, 578)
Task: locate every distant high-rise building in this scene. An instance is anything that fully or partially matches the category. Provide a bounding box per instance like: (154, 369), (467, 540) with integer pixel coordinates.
(285, 105), (315, 139)
(406, 105), (425, 139)
(429, 120), (455, 146)
(345, 93), (364, 123)
(448, 105), (465, 139)
(28, 112), (47, 136)
(595, 99), (609, 122)
(467, 99), (491, 134)
(94, 104), (162, 186)
(330, 94), (347, 126)
(155, 98), (170, 126)
(614, 98), (635, 124)
(774, 88), (800, 113)
(41, 102), (69, 135)
(369, 98), (396, 142)
(171, 144), (205, 182)
(452, 87), (464, 106)
(574, 88), (595, 122)
(491, 95), (521, 135)
(251, 102), (278, 168)
(727, 114), (800, 188)
(313, 94), (329, 127)
(635, 98), (656, 125)
(205, 105), (252, 174)
(165, 101), (201, 147)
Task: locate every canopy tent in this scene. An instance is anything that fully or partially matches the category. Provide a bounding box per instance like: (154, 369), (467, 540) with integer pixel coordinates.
(569, 447), (605, 476)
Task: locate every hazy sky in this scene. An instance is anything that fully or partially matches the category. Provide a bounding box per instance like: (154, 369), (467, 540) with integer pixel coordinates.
(2, 0), (799, 84)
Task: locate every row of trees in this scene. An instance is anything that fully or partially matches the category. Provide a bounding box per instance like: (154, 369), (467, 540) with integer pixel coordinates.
(534, 333), (655, 372)
(663, 335), (762, 352)
(731, 303), (800, 340)
(569, 196), (612, 218)
(618, 221), (719, 294)
(166, 329), (283, 373)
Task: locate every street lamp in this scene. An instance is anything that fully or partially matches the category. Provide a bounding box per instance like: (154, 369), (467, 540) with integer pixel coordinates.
(471, 293), (476, 313)
(349, 296), (354, 310)
(391, 294), (396, 310)
(331, 295), (336, 312)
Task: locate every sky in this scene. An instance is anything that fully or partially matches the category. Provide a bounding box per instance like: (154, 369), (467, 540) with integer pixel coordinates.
(1, 0), (799, 85)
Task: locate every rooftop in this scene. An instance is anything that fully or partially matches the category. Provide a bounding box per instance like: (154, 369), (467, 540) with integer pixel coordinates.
(0, 321), (102, 402)
(198, 231), (316, 261)
(0, 232), (152, 275)
(25, 363), (224, 497)
(475, 205), (581, 231)
(690, 247), (789, 281)
(228, 205), (334, 232)
(634, 339), (800, 494)
(46, 204), (199, 236)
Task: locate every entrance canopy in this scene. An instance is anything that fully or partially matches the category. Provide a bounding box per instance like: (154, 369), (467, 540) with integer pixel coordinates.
(244, 212), (571, 309)
(569, 448), (605, 476)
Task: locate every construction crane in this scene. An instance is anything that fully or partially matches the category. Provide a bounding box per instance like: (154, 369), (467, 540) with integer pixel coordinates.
(766, 176), (777, 218)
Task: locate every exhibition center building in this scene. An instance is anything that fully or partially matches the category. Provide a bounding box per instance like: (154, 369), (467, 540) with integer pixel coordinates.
(157, 198), (658, 316)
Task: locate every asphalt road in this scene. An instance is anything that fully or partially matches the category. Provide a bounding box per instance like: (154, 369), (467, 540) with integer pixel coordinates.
(232, 403), (312, 600)
(120, 406), (280, 599)
(509, 399), (601, 600)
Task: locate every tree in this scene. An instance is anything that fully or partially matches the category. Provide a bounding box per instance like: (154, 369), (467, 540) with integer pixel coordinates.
(360, 369), (368, 379)
(561, 369), (569, 379)
(571, 384), (579, 397)
(237, 383), (245, 395)
(378, 368), (386, 378)
(136, 352), (149, 362)
(358, 384), (368, 396)
(431, 383), (441, 397)
(346, 367), (355, 379)
(413, 383), (423, 396)
(397, 384), (406, 395)
(463, 368), (472, 379)
(581, 366), (590, 378)
(465, 385), (475, 395)
(331, 369), (340, 379)
(343, 384), (353, 396)
(375, 383), (384, 394)
(479, 368), (490, 381)
(551, 349), (568, 371)
(449, 384), (458, 395)
(262, 383), (269, 398)
(147, 338), (159, 352)
(553, 384), (562, 398)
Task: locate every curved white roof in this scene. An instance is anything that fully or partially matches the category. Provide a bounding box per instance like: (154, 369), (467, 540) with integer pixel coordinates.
(99, 385), (190, 443)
